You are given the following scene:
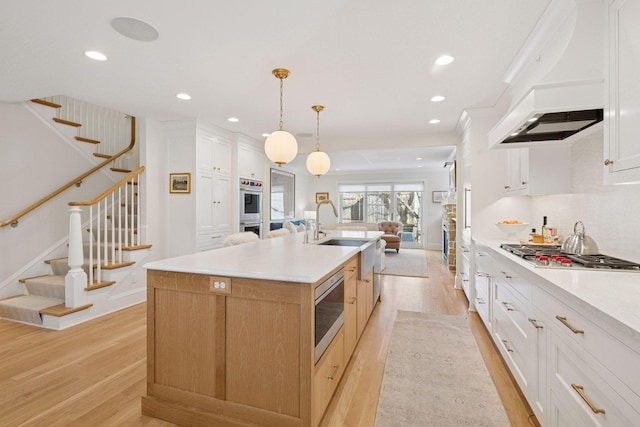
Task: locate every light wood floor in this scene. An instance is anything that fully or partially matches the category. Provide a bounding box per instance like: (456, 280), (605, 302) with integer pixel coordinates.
(0, 250), (538, 426)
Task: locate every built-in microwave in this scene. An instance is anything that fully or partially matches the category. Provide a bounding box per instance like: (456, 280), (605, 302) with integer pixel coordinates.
(239, 179), (262, 222)
(314, 268), (345, 364)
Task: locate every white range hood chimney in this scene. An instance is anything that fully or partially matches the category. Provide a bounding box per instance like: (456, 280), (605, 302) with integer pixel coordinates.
(489, 0), (604, 148)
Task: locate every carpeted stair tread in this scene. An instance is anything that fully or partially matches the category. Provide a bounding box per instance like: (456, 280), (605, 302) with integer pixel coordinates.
(0, 295), (64, 325)
(24, 275), (66, 300)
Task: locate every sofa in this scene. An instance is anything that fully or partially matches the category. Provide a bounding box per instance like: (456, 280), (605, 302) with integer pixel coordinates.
(377, 221), (403, 253)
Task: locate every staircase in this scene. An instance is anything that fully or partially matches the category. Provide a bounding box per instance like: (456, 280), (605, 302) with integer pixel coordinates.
(0, 97), (151, 329)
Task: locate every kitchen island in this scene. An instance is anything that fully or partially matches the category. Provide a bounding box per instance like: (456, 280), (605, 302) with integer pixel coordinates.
(142, 230), (383, 427)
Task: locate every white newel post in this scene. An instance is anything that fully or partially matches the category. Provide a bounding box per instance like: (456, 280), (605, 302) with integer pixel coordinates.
(66, 206), (88, 308)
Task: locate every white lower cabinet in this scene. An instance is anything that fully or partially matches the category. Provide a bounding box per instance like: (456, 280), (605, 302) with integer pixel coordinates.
(547, 327), (640, 427)
(472, 240), (640, 427)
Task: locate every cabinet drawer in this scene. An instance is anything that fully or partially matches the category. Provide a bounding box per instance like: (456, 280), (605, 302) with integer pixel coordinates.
(490, 259), (531, 302)
(473, 273), (490, 328)
(494, 281), (530, 343)
(344, 257), (358, 283)
(535, 286), (640, 406)
(494, 302), (529, 390)
(549, 329), (640, 426)
(313, 329), (344, 425)
(198, 231), (227, 251)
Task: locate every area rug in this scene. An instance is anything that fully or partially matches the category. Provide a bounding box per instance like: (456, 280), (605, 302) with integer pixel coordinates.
(374, 311), (510, 427)
(381, 249), (428, 277)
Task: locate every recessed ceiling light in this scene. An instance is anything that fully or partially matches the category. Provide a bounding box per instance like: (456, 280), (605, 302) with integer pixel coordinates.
(511, 132), (519, 136)
(227, 117), (239, 123)
(429, 119), (441, 124)
(110, 17), (159, 42)
(262, 133), (270, 138)
(527, 117), (538, 122)
(417, 165), (423, 168)
(416, 157), (423, 160)
(176, 93), (191, 100)
(85, 51), (107, 61)
(435, 55), (454, 65)
(335, 168), (341, 171)
(430, 95), (445, 102)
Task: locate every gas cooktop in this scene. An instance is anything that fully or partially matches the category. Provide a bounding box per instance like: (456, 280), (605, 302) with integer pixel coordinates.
(500, 243), (640, 271)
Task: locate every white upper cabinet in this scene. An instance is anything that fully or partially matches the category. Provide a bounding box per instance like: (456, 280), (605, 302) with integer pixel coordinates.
(197, 132), (231, 175)
(501, 145), (571, 196)
(604, 0), (640, 184)
(237, 137), (265, 181)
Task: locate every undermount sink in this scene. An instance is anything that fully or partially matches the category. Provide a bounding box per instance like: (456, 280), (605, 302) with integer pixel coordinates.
(317, 239), (368, 247)
(317, 238), (376, 280)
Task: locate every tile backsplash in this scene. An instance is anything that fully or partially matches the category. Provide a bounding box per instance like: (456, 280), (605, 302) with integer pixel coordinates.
(531, 130), (640, 262)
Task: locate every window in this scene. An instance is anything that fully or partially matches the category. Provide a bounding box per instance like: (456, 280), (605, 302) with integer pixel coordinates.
(338, 182), (424, 246)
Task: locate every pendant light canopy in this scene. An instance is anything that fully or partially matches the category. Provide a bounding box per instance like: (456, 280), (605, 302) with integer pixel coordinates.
(264, 68), (298, 166)
(306, 105), (331, 177)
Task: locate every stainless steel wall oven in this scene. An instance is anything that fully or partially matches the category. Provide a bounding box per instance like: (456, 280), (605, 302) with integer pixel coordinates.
(239, 179), (262, 222)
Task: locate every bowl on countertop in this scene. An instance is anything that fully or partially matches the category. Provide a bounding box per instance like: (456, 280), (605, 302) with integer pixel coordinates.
(496, 222), (529, 240)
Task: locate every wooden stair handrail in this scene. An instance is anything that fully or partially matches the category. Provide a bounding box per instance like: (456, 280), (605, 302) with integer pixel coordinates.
(0, 116), (136, 228)
(69, 166), (144, 207)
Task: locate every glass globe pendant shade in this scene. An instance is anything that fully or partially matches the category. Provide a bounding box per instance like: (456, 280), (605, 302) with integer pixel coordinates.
(265, 130), (298, 166)
(306, 150), (331, 177)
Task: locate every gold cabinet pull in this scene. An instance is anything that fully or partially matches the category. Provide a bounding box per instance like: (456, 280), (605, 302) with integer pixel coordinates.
(348, 267), (357, 272)
(500, 271), (513, 279)
(604, 159), (614, 166)
(476, 297), (485, 305)
(347, 297), (356, 305)
(504, 185), (510, 190)
(501, 339), (514, 352)
(571, 384), (606, 414)
(501, 301), (515, 311)
(328, 364), (340, 380)
(555, 316), (584, 334)
(521, 181), (528, 185)
(528, 318), (544, 329)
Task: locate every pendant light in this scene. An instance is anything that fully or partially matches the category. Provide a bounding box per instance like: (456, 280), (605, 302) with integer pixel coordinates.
(306, 105), (331, 177)
(264, 68), (298, 166)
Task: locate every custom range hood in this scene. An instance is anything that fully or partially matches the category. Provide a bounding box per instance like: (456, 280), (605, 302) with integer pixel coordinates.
(488, 0), (604, 148)
(488, 80), (603, 147)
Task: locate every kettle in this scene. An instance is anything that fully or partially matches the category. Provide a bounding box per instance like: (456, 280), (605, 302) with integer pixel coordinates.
(560, 221), (600, 255)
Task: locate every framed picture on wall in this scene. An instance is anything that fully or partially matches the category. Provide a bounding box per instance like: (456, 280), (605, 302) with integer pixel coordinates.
(315, 192), (329, 204)
(169, 173), (191, 194)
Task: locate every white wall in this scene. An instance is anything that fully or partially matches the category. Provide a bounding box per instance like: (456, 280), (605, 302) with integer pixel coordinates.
(305, 168), (449, 250)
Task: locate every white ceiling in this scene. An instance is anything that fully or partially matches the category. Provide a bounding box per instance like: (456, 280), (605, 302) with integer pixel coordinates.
(0, 0), (551, 172)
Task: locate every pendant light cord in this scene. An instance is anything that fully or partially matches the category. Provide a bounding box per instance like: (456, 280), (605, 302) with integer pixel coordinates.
(279, 78), (284, 131)
(316, 109), (321, 151)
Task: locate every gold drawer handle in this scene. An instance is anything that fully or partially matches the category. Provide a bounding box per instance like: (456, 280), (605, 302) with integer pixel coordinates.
(347, 297), (356, 305)
(328, 364), (340, 380)
(528, 318), (544, 329)
(556, 316), (584, 334)
(501, 339), (514, 352)
(604, 159), (613, 166)
(500, 271), (513, 279)
(571, 384), (606, 415)
(348, 267), (357, 272)
(501, 301), (515, 311)
(476, 298), (485, 305)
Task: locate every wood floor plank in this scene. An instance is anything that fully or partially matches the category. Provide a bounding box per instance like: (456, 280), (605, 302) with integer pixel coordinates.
(0, 250), (535, 426)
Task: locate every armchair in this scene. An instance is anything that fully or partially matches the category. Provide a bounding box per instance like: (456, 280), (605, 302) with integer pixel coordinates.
(378, 221), (403, 253)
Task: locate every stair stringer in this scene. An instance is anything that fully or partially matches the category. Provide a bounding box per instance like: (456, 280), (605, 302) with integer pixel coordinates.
(40, 247), (152, 330)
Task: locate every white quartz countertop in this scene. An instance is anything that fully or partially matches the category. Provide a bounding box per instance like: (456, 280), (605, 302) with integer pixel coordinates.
(475, 238), (640, 335)
(144, 230), (383, 284)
